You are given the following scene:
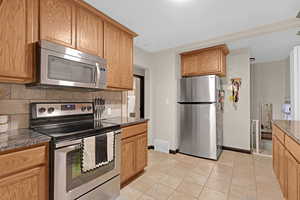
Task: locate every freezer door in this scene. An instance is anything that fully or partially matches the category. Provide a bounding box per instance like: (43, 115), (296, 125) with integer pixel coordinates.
(179, 103), (219, 160)
(179, 75), (220, 103)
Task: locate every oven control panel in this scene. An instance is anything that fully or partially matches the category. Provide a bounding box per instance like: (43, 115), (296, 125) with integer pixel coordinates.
(32, 103), (93, 118)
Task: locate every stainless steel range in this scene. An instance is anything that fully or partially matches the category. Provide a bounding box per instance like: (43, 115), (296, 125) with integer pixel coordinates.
(30, 102), (121, 200)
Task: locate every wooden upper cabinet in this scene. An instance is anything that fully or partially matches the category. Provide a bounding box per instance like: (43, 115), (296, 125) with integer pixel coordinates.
(181, 44), (229, 77)
(104, 22), (120, 88)
(0, 0), (38, 83)
(119, 31), (133, 89)
(76, 6), (103, 57)
(104, 22), (134, 90)
(40, 0), (76, 48)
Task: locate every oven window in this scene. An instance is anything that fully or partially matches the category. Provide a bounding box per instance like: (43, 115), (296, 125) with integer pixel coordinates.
(48, 55), (95, 84)
(66, 147), (115, 192)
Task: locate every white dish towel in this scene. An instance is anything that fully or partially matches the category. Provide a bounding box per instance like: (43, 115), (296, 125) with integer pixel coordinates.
(82, 132), (115, 172)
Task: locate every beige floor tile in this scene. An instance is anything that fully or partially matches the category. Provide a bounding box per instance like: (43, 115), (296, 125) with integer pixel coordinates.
(130, 177), (156, 193)
(184, 171), (209, 185)
(198, 188), (228, 200)
(143, 170), (169, 183)
(122, 150), (285, 200)
(228, 184), (257, 200)
(167, 167), (188, 178)
(145, 184), (174, 200)
(160, 174), (183, 189)
(205, 176), (231, 194)
(176, 180), (203, 198)
(167, 191), (197, 200)
(120, 186), (143, 200)
(139, 195), (156, 200)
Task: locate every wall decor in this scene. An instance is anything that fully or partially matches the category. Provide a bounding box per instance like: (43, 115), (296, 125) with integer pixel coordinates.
(228, 78), (242, 109)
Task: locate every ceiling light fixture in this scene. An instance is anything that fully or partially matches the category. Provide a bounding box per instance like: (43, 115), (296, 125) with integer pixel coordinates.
(297, 11), (300, 18)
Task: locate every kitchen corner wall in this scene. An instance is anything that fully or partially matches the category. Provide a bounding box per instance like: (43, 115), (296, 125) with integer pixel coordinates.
(0, 84), (123, 131)
(134, 46), (252, 152)
(221, 49), (251, 151)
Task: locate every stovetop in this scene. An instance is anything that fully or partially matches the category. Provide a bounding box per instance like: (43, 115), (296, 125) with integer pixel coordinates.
(32, 119), (120, 142)
(30, 102), (121, 142)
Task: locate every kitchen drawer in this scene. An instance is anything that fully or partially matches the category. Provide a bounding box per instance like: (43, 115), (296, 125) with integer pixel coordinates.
(122, 123), (147, 139)
(0, 145), (46, 178)
(273, 124), (285, 144)
(285, 135), (300, 162)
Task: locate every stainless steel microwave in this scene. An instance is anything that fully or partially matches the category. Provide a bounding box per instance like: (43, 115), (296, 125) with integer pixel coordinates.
(28, 40), (107, 90)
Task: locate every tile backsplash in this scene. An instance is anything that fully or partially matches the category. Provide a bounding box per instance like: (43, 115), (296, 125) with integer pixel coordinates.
(0, 84), (124, 130)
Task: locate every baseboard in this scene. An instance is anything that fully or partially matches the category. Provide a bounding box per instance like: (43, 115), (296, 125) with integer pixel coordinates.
(222, 146), (251, 154)
(169, 149), (179, 154)
(148, 145), (155, 150)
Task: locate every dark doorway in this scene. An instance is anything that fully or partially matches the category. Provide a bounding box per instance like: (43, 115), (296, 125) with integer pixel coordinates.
(127, 75), (145, 119)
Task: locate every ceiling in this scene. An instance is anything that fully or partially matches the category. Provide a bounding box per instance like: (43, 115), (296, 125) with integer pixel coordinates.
(228, 28), (300, 63)
(85, 0), (300, 52)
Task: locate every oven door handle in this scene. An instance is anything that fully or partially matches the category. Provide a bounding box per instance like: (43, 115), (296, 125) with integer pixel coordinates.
(56, 139), (82, 149)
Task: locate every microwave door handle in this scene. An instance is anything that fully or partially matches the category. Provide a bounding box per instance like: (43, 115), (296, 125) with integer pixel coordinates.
(95, 63), (101, 86)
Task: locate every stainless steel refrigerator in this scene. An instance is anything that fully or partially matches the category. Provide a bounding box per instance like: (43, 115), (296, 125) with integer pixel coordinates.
(178, 75), (223, 160)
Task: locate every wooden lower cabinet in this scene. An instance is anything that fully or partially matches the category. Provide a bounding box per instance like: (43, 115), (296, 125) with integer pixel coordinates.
(0, 144), (48, 200)
(121, 136), (137, 183)
(136, 133), (148, 172)
(273, 136), (279, 176)
(121, 123), (148, 184)
(0, 166), (46, 200)
(272, 124), (300, 200)
(278, 141), (286, 195)
(286, 150), (298, 200)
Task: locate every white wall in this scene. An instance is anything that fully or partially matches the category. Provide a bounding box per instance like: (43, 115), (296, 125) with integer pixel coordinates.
(134, 45), (253, 152)
(150, 50), (178, 152)
(251, 59), (290, 121)
(133, 47), (154, 145)
(222, 49), (251, 150)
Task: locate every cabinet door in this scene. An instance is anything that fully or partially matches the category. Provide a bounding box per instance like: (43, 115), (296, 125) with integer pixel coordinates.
(40, 0), (76, 48)
(76, 7), (103, 57)
(278, 141), (286, 195)
(104, 22), (120, 88)
(121, 137), (136, 183)
(181, 54), (198, 76)
(0, 166), (47, 200)
(119, 31), (133, 89)
(0, 0), (37, 82)
(273, 136), (279, 176)
(286, 150), (298, 200)
(136, 133), (148, 172)
(196, 49), (221, 75)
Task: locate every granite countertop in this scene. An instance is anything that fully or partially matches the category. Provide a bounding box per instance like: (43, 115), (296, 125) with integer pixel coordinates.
(273, 120), (300, 144)
(103, 117), (149, 128)
(0, 129), (51, 153)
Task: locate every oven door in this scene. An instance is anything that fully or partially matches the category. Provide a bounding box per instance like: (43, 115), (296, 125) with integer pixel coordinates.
(54, 132), (120, 200)
(40, 45), (107, 89)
